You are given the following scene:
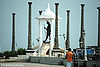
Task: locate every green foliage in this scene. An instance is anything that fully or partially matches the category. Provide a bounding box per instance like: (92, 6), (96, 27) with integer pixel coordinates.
(0, 52), (4, 57)
(4, 51), (10, 59)
(17, 48), (26, 55)
(4, 50), (18, 58)
(3, 48), (26, 58)
(10, 51), (17, 57)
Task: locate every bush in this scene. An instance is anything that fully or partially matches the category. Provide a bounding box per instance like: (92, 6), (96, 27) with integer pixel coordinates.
(4, 51), (10, 59)
(0, 52), (4, 57)
(10, 51), (17, 57)
(4, 50), (18, 58)
(17, 48), (26, 55)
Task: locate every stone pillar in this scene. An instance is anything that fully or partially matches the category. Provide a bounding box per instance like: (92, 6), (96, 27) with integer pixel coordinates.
(97, 7), (100, 47)
(50, 21), (54, 50)
(49, 20), (53, 57)
(66, 10), (70, 49)
(39, 20), (42, 57)
(38, 11), (42, 57)
(12, 13), (15, 51)
(79, 4), (85, 49)
(28, 2), (32, 50)
(54, 3), (59, 48)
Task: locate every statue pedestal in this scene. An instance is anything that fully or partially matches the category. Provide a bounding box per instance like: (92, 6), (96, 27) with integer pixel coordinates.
(52, 47), (63, 57)
(26, 49), (35, 56)
(40, 42), (50, 57)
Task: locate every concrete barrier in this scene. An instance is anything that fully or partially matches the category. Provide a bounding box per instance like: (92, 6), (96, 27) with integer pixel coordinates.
(29, 56), (100, 67)
(29, 56), (64, 65)
(17, 55), (29, 59)
(78, 60), (100, 67)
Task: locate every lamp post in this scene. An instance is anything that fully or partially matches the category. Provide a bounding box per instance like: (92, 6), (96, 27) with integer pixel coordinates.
(60, 34), (66, 57)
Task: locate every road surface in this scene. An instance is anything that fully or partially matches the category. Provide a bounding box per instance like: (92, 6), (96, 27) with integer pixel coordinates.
(0, 62), (64, 67)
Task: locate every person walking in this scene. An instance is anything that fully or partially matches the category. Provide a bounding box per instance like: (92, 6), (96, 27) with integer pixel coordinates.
(66, 48), (73, 67)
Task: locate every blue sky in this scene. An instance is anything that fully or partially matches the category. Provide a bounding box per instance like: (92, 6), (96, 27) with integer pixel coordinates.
(0, 0), (100, 52)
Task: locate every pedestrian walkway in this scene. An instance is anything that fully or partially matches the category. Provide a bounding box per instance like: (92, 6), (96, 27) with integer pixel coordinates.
(0, 62), (64, 67)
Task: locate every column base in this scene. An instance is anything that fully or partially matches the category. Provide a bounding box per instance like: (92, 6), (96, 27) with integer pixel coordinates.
(26, 49), (35, 53)
(52, 47), (62, 53)
(52, 47), (64, 57)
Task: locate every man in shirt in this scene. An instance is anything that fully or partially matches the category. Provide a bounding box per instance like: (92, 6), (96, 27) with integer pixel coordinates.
(66, 48), (73, 67)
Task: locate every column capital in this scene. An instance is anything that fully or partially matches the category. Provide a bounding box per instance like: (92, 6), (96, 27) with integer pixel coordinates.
(39, 10), (42, 15)
(67, 10), (70, 12)
(55, 3), (59, 5)
(81, 4), (85, 6)
(97, 7), (100, 10)
(28, 2), (32, 5)
(12, 13), (15, 15)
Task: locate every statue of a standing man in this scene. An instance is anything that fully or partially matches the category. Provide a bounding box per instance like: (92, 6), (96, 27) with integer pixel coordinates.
(43, 21), (51, 43)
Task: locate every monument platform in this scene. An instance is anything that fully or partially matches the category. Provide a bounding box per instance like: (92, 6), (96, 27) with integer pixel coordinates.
(26, 49), (35, 53)
(52, 47), (64, 57)
(29, 56), (64, 65)
(26, 49), (35, 56)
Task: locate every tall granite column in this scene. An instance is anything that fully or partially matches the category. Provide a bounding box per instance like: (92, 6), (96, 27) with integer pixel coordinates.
(97, 7), (100, 47)
(66, 10), (70, 49)
(12, 13), (15, 51)
(79, 4), (85, 49)
(54, 3), (59, 48)
(27, 2), (32, 50)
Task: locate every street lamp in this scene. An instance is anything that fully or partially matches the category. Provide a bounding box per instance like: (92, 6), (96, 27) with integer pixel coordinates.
(60, 34), (66, 57)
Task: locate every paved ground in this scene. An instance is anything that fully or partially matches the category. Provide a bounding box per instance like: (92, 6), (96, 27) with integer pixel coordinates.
(0, 62), (64, 67)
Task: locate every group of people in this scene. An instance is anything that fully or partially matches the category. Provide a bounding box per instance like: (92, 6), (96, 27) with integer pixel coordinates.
(65, 48), (78, 67)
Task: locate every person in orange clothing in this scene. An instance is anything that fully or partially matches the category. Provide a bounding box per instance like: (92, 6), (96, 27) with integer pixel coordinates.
(66, 48), (73, 67)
